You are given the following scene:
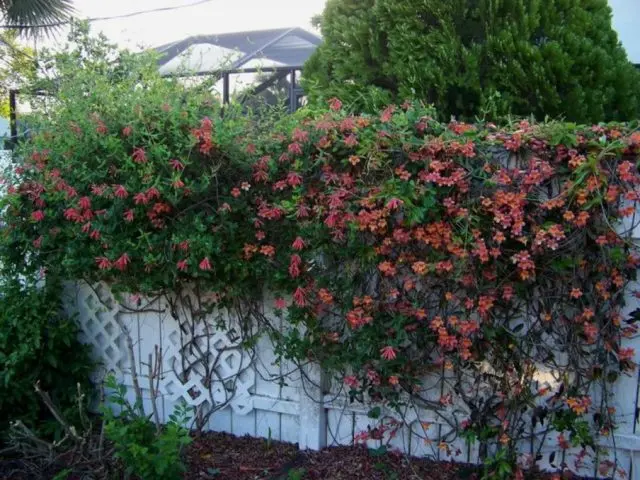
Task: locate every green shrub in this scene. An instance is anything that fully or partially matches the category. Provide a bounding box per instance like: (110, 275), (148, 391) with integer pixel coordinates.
(102, 375), (192, 480)
(0, 277), (94, 438)
(304, 0), (640, 122)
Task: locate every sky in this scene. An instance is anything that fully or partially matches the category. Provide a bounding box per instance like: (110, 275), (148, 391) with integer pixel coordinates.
(61, 0), (326, 50)
(610, 0), (640, 63)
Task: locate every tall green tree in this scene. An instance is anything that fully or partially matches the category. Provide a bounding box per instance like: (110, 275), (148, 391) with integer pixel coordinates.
(304, 0), (640, 122)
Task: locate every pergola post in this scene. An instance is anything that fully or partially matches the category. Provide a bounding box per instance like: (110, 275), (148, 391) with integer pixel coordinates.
(9, 89), (18, 149)
(288, 69), (297, 113)
(222, 73), (230, 105)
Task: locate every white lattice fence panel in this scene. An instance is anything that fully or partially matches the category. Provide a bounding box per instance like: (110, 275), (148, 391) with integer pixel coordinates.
(66, 281), (304, 443)
(70, 283), (129, 377)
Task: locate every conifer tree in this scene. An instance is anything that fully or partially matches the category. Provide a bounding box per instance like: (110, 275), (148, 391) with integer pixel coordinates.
(304, 0), (640, 122)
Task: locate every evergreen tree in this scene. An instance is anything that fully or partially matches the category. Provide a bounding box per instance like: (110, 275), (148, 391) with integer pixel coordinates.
(304, 0), (640, 122)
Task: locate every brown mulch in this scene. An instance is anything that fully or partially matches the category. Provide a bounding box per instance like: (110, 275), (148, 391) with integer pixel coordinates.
(184, 431), (299, 479)
(288, 446), (474, 480)
(1, 432), (592, 479)
(183, 433), (581, 480)
(183, 432), (474, 479)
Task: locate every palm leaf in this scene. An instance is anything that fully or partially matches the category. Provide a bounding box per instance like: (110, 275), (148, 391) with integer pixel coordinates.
(0, 0), (75, 36)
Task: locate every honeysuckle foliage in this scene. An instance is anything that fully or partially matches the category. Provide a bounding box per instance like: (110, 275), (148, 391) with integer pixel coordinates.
(3, 29), (640, 478)
(0, 26), (278, 297)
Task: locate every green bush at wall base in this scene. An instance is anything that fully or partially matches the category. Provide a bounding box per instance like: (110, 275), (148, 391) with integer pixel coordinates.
(0, 277), (94, 439)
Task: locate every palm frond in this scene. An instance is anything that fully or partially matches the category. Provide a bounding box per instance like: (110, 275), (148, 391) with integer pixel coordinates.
(0, 0), (75, 36)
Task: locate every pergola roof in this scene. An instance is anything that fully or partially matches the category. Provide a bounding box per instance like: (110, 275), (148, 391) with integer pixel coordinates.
(156, 27), (322, 76)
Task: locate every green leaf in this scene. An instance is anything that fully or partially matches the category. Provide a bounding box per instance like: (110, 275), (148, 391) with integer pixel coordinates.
(368, 445), (388, 457)
(368, 406), (381, 419)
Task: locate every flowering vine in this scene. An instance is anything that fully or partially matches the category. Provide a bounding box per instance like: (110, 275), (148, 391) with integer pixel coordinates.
(235, 103), (640, 478)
